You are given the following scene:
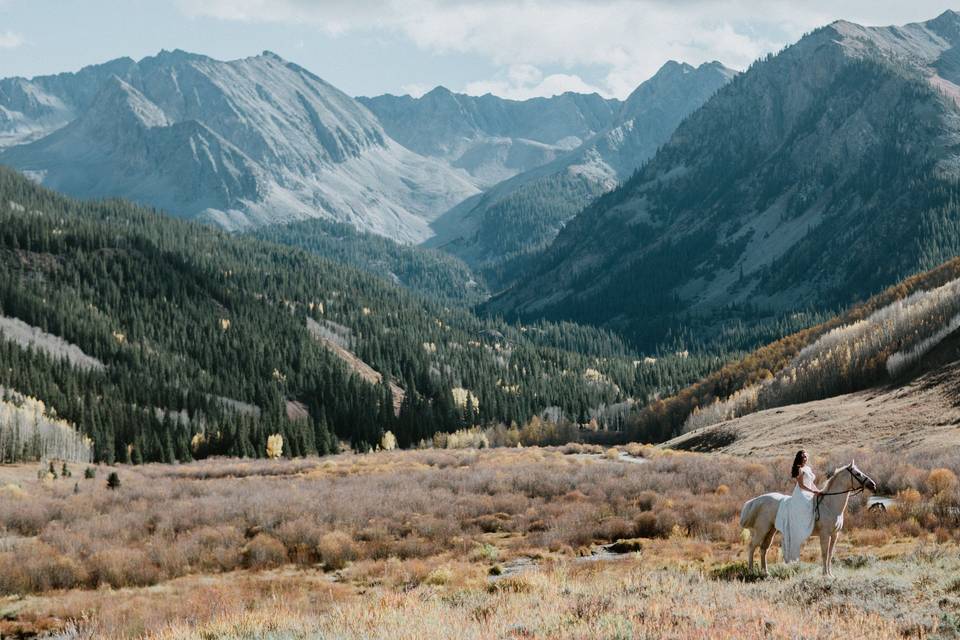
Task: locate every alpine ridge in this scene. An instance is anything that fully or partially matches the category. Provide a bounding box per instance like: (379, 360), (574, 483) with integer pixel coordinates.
(359, 87), (621, 187)
(424, 61), (735, 275)
(0, 50), (479, 241)
(488, 11), (960, 349)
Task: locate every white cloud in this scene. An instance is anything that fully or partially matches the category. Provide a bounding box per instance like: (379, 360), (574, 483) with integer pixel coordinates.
(463, 64), (605, 99)
(0, 30), (24, 49)
(399, 82), (433, 97)
(179, 1), (960, 97)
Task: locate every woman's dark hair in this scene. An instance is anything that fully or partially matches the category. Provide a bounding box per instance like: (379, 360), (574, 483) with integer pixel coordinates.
(791, 450), (807, 478)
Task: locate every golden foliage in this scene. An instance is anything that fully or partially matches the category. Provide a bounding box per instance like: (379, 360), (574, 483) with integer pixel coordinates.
(380, 431), (397, 451)
(927, 468), (959, 496)
(265, 434), (283, 459)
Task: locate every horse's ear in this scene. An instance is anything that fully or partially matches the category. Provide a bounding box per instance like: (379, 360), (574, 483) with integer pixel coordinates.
(851, 458), (855, 468)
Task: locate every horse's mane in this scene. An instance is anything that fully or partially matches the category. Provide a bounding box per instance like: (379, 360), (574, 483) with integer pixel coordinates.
(823, 464), (851, 490)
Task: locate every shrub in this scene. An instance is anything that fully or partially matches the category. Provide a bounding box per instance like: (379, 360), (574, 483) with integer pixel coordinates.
(840, 554), (873, 569)
(317, 531), (356, 570)
(424, 566), (453, 585)
(710, 561), (765, 582)
(468, 543), (499, 563)
(633, 512), (663, 538)
(88, 548), (159, 588)
(243, 533), (287, 569)
(84, 467), (96, 479)
(181, 525), (244, 572)
(275, 517), (325, 563)
(488, 575), (533, 594)
(0, 543), (87, 594)
(106, 472), (121, 490)
(927, 468), (959, 496)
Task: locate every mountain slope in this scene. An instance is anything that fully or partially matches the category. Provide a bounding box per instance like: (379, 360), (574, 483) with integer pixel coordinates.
(426, 61), (735, 275)
(250, 218), (488, 306)
(664, 285), (960, 458)
(0, 56), (139, 148)
(0, 51), (478, 241)
(0, 166), (684, 462)
(664, 342), (960, 457)
(489, 11), (960, 348)
(358, 88), (620, 187)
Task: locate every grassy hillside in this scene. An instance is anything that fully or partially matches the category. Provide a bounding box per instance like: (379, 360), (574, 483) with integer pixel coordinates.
(626, 254), (960, 443)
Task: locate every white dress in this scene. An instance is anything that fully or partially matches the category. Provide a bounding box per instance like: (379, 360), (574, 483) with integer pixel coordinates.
(775, 465), (816, 562)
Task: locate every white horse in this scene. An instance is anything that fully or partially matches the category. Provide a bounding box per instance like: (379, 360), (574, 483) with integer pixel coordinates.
(739, 461), (877, 576)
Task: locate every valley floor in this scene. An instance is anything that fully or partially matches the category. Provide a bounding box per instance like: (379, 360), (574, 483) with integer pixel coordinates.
(0, 444), (958, 639)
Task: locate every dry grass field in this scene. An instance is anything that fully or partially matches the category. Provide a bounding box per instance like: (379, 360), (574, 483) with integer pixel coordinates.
(1, 445), (958, 639)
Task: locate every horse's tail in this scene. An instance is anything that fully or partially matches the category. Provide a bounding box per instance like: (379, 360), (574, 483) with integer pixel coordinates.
(739, 496), (761, 530)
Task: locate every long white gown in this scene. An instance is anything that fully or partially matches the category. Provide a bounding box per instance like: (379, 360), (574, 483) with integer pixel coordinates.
(775, 465), (816, 563)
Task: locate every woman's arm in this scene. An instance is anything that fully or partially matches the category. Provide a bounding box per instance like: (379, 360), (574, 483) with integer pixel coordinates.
(797, 477), (820, 495)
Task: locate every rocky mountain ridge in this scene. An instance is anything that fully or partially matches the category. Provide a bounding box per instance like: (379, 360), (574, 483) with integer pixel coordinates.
(487, 11), (960, 349)
(0, 50), (478, 241)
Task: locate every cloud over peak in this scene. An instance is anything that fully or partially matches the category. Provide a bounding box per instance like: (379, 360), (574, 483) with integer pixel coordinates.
(179, 1), (960, 98)
(0, 30), (24, 49)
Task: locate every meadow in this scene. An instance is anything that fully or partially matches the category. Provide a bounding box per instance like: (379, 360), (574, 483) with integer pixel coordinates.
(0, 445), (958, 639)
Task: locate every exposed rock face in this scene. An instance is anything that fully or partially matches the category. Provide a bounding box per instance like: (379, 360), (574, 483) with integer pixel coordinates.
(488, 11), (960, 348)
(359, 87), (620, 187)
(423, 61), (735, 270)
(0, 51), (479, 241)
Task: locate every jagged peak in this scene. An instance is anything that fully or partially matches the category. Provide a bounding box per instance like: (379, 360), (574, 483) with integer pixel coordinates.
(923, 9), (960, 39)
(697, 60), (737, 77)
(648, 59), (735, 81)
(139, 49), (210, 66)
(622, 58), (733, 109)
(660, 60), (692, 71)
(259, 50), (288, 62)
(422, 85), (456, 99)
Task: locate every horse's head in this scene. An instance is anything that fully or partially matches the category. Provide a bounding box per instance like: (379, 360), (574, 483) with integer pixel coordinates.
(847, 460), (877, 492)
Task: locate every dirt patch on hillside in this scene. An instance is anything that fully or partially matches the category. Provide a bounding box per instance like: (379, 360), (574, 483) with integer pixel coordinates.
(665, 336), (960, 458)
(306, 317), (404, 414)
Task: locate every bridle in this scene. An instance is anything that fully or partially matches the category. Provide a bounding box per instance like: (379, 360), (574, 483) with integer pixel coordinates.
(814, 466), (869, 522)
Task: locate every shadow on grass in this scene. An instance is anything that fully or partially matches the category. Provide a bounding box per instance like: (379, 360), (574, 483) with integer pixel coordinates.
(710, 561), (804, 583)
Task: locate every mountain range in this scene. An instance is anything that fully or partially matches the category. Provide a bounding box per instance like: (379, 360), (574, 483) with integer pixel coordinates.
(4, 10), (960, 358)
(359, 87), (621, 188)
(0, 50), (478, 241)
(488, 10), (960, 349)
(423, 61), (735, 273)
(4, 10), (960, 463)
(0, 51), (736, 259)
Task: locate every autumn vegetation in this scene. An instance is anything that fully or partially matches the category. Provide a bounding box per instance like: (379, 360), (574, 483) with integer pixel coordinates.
(0, 445), (958, 638)
(0, 390), (93, 463)
(628, 255), (960, 442)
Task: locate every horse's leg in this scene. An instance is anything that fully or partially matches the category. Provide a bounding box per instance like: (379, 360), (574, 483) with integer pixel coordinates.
(746, 531), (757, 573)
(760, 527), (775, 575)
(819, 531), (830, 576)
(828, 531), (839, 576)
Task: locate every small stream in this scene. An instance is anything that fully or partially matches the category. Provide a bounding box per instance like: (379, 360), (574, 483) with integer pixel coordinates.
(566, 452), (649, 465)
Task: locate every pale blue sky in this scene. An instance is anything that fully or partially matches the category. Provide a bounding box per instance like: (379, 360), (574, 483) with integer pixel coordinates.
(1, 1), (959, 99)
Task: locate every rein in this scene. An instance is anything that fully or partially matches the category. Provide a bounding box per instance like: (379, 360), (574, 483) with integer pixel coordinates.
(814, 467), (866, 522)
